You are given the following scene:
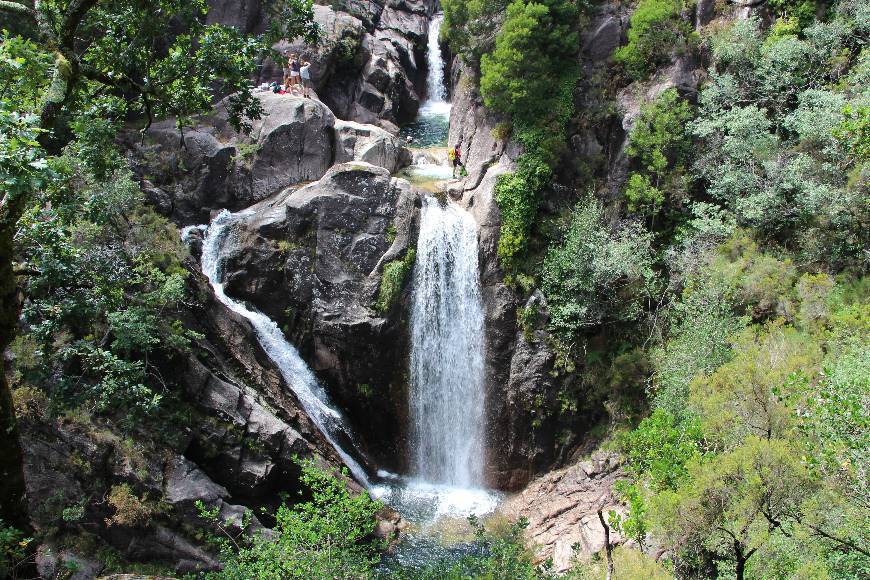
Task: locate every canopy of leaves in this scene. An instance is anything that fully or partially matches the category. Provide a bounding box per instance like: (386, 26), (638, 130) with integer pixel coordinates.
(541, 195), (659, 335)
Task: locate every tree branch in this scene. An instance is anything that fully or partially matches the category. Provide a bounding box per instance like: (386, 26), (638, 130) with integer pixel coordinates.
(0, 0), (35, 17)
(59, 0), (100, 47)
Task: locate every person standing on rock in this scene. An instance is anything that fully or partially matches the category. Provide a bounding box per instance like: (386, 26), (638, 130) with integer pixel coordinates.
(300, 61), (312, 98)
(288, 53), (301, 95)
(450, 143), (464, 178)
(282, 52), (292, 92)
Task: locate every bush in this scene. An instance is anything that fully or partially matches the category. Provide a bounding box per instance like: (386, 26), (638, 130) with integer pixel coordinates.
(493, 71), (578, 267)
(614, 0), (691, 81)
(105, 484), (155, 528)
(480, 0), (579, 124)
(621, 408), (703, 490)
(541, 195), (659, 335)
(375, 248), (416, 314)
(625, 88), (694, 217)
(208, 459), (383, 579)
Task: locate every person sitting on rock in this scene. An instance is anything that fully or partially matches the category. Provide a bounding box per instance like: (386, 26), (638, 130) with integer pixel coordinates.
(300, 61), (312, 98)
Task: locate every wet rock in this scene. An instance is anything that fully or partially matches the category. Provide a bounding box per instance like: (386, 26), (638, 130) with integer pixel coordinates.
(335, 120), (412, 172)
(219, 163), (421, 470)
(499, 452), (627, 573)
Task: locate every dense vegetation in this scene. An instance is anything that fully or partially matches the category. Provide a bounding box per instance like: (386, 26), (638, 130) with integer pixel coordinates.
(447, 0), (867, 577)
(1, 0), (868, 577)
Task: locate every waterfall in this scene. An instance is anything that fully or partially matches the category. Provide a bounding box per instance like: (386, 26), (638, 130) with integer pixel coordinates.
(193, 210), (370, 486)
(419, 13), (450, 118)
(409, 197), (486, 487)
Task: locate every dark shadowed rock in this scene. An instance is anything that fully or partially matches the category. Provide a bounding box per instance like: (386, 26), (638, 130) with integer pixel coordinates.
(218, 163), (421, 470)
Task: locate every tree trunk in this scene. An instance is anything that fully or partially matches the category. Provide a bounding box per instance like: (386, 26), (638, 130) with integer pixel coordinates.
(0, 225), (28, 531)
(735, 556), (746, 580)
(598, 507), (614, 580)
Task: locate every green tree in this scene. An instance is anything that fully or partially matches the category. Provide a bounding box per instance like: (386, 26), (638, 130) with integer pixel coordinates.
(613, 0), (692, 81)
(541, 195), (659, 335)
(480, 0), (579, 124)
(0, 0), (316, 534)
(624, 88), (694, 219)
(207, 460), (383, 579)
(651, 437), (817, 580)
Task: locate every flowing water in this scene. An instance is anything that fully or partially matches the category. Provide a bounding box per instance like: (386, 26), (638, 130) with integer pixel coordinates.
(400, 13), (451, 148)
(409, 197), (486, 487)
(371, 14), (500, 534)
(185, 211), (370, 486)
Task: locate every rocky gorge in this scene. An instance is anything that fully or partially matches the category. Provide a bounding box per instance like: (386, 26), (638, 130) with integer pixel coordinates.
(19, 0), (697, 571)
(7, 0), (865, 576)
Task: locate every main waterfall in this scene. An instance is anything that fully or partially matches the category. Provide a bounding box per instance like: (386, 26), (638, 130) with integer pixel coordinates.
(409, 197), (486, 487)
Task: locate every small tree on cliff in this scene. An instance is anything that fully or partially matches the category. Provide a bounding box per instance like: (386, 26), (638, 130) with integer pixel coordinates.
(0, 0), (317, 532)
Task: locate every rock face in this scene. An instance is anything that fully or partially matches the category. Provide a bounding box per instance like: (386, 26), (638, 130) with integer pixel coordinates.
(129, 92), (410, 225)
(208, 0), (438, 129)
(19, 260), (359, 573)
(219, 163), (421, 469)
(335, 120), (413, 172)
(499, 452), (627, 573)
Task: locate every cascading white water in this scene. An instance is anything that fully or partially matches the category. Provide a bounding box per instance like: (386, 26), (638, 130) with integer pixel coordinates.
(417, 13), (451, 120)
(409, 197), (486, 487)
(423, 14), (448, 108)
(190, 210), (370, 486)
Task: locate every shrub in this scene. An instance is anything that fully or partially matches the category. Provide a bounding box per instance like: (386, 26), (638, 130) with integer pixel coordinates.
(480, 0), (579, 124)
(621, 408), (703, 490)
(541, 195), (659, 335)
(614, 0), (691, 81)
(105, 484), (155, 528)
(208, 459), (383, 579)
(494, 72), (579, 267)
(625, 88), (694, 217)
(374, 248), (416, 313)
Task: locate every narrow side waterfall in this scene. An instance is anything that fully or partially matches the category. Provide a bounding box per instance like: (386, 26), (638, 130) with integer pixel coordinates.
(191, 210), (370, 486)
(409, 197), (486, 488)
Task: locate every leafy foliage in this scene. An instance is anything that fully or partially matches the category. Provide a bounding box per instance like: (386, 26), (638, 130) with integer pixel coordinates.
(614, 0), (694, 81)
(541, 195), (659, 335)
(474, 0), (582, 269)
(12, 155), (199, 415)
(375, 248), (417, 314)
(480, 0), (579, 123)
(205, 459), (383, 579)
(624, 88), (694, 219)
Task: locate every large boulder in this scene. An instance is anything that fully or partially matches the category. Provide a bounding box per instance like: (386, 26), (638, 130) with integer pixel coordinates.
(128, 92), (410, 225)
(218, 163), (421, 470)
(499, 452), (627, 573)
(335, 120), (413, 172)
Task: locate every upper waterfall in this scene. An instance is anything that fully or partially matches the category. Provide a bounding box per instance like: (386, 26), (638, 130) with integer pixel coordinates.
(193, 210), (370, 486)
(409, 197), (487, 487)
(420, 13), (449, 116)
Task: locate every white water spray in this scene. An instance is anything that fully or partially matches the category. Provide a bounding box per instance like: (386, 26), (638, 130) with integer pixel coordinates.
(418, 13), (451, 119)
(193, 210), (370, 486)
(409, 197), (486, 487)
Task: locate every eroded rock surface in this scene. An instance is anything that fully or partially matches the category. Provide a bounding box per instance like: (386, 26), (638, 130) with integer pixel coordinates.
(499, 452), (627, 573)
(209, 0), (438, 129)
(129, 93), (410, 225)
(219, 163), (421, 469)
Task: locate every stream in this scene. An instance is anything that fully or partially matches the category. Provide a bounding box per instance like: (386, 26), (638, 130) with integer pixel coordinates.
(183, 11), (501, 571)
